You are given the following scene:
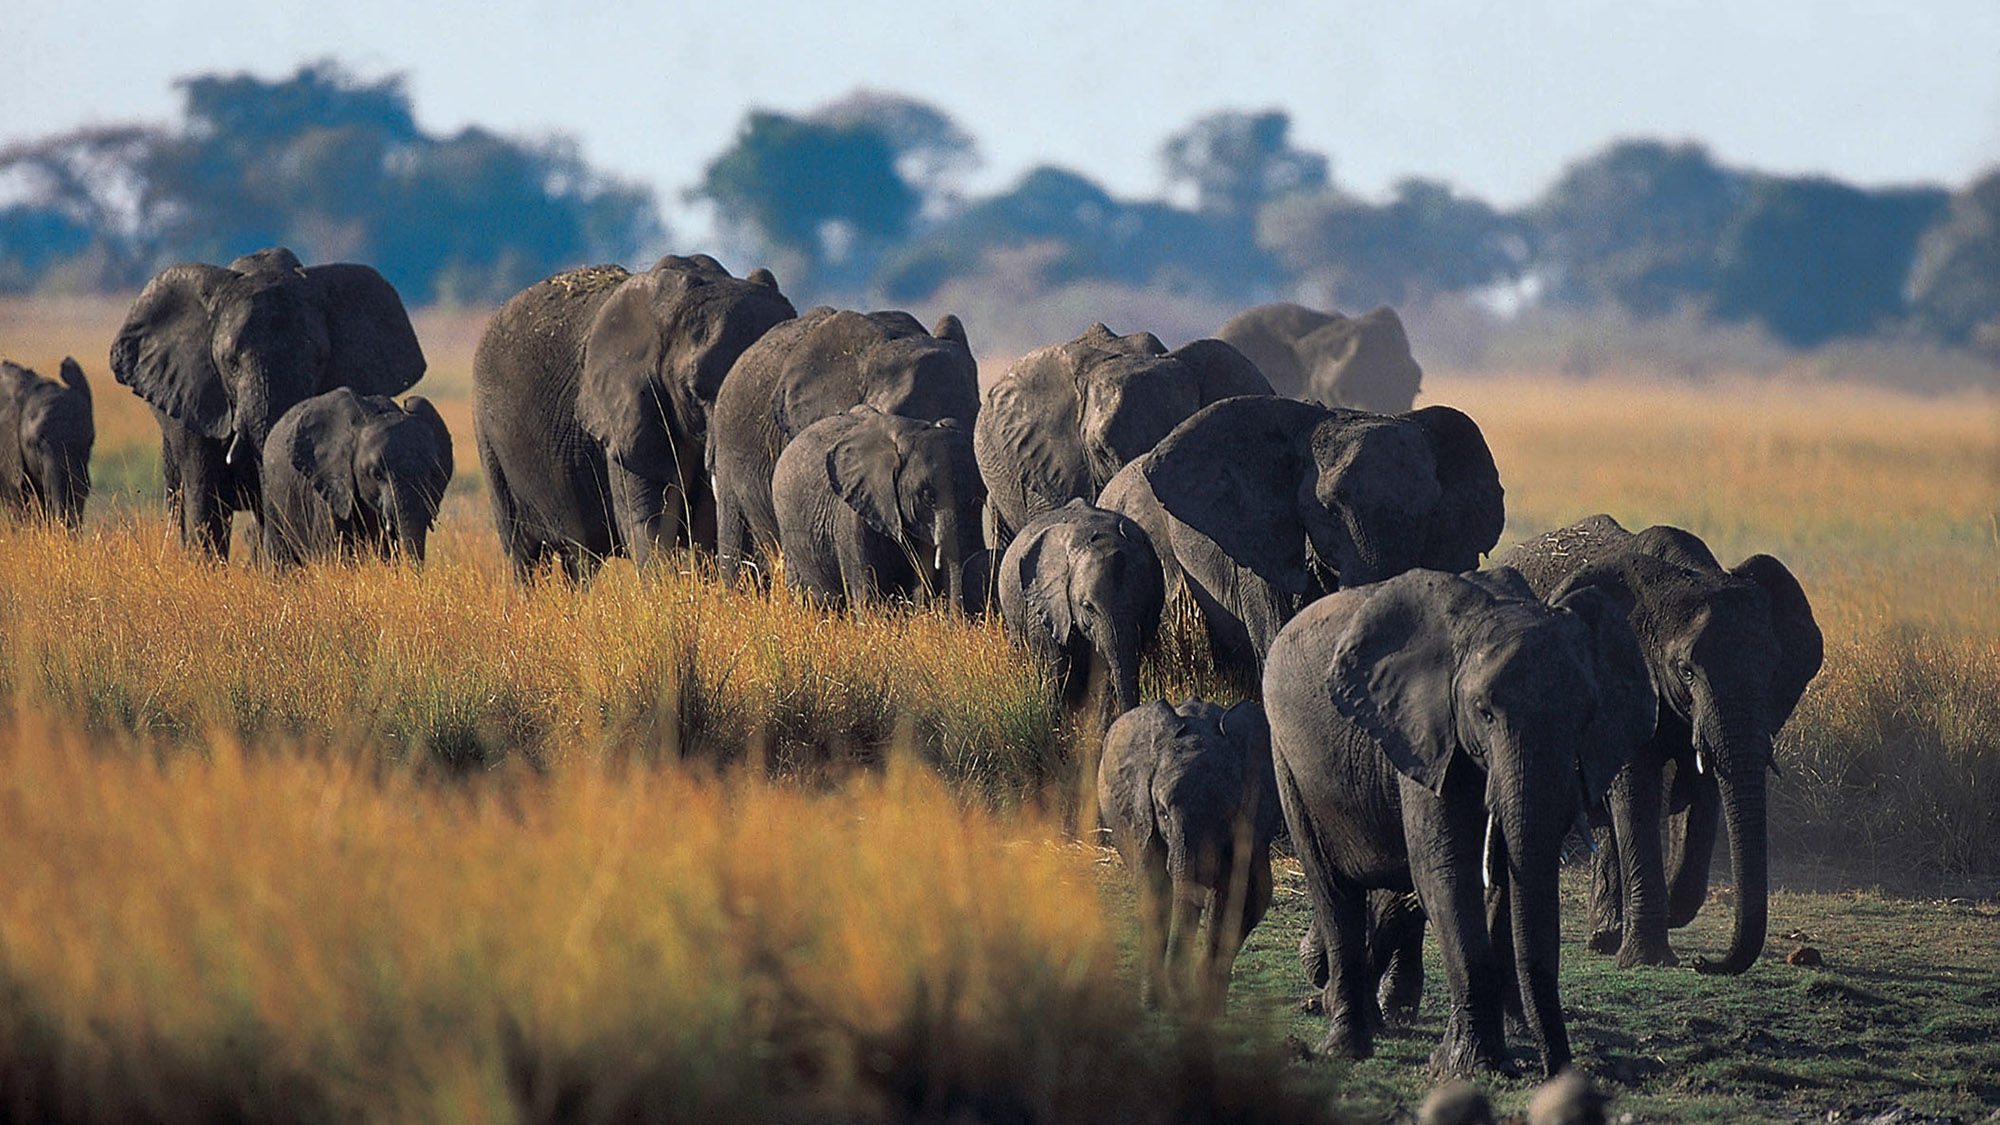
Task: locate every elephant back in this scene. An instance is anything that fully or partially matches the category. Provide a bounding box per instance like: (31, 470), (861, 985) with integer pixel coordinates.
(1215, 303), (1337, 398)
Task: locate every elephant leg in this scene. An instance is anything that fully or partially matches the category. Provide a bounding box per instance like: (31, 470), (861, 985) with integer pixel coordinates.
(158, 416), (231, 559)
(1404, 783), (1508, 1077)
(1135, 849), (1171, 1009)
(714, 478), (748, 590)
(1205, 852), (1274, 1014)
(1664, 760), (1722, 929)
(608, 460), (676, 571)
(1371, 889), (1427, 1022)
(1608, 757), (1678, 967)
(834, 532), (883, 612)
(1165, 884), (1205, 1011)
(1586, 821), (1623, 955)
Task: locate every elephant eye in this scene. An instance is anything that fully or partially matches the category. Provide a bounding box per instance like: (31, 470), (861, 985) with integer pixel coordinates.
(1677, 661), (1696, 684)
(1473, 701), (1495, 724)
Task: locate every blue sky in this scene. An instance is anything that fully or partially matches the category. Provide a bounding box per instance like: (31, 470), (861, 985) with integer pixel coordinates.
(9, 0), (2000, 239)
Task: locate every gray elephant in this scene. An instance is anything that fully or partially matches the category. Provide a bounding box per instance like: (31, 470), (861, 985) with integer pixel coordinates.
(709, 306), (978, 589)
(472, 255), (795, 580)
(1500, 515), (1823, 975)
(260, 388), (454, 570)
(770, 405), (984, 611)
(972, 324), (1270, 552)
(1098, 698), (1279, 1013)
(997, 499), (1164, 723)
(1216, 303), (1422, 411)
(0, 357), (93, 528)
(110, 247), (426, 558)
(1098, 395), (1504, 690)
(1266, 569), (1656, 1077)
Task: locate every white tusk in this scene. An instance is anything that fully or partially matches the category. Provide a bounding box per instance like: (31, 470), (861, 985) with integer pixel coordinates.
(1694, 748), (1706, 775)
(1482, 813), (1497, 891)
(934, 544), (944, 571)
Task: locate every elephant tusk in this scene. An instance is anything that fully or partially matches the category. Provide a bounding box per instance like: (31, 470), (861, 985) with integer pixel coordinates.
(1694, 747), (1707, 775)
(934, 544), (944, 572)
(225, 432), (250, 466)
(1481, 813), (1499, 891)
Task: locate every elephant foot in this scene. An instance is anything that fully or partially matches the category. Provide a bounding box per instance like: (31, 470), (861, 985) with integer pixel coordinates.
(1585, 928), (1622, 956)
(1377, 961), (1423, 1023)
(1428, 1033), (1512, 1080)
(1615, 936), (1679, 969)
(1316, 1016), (1374, 1061)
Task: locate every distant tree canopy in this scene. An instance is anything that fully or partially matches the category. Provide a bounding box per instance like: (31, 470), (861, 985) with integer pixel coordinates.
(0, 61), (663, 302)
(1710, 177), (1948, 347)
(2, 68), (1994, 362)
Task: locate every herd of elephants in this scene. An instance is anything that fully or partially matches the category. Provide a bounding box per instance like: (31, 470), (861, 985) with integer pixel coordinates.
(1, 248), (1827, 1088)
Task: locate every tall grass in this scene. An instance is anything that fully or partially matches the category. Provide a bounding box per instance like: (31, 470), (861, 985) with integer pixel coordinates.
(0, 717), (1337, 1123)
(0, 514), (1063, 797)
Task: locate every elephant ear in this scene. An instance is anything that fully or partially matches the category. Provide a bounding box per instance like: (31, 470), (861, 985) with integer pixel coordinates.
(1164, 337), (1275, 402)
(1220, 699), (1282, 843)
(1731, 553), (1825, 728)
(1324, 572), (1473, 794)
(1012, 516), (1075, 642)
(1100, 700), (1182, 834)
(979, 344), (1090, 512)
(303, 263), (426, 396)
(110, 263), (236, 439)
(1553, 583), (1658, 803)
(825, 408), (903, 540)
(0, 362), (29, 496)
(288, 388), (370, 521)
(931, 313), (969, 349)
(1404, 405), (1505, 572)
(747, 267), (780, 289)
(401, 394), (455, 490)
(773, 310), (881, 440)
(1143, 396), (1331, 597)
(578, 268), (674, 467)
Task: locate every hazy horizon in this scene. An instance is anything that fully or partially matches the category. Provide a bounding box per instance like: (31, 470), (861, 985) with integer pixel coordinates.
(9, 0), (2000, 241)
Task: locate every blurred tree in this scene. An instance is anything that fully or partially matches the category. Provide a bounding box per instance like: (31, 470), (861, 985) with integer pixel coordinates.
(695, 108), (922, 293)
(0, 60), (664, 300)
(1257, 177), (1527, 309)
(1906, 169), (2000, 355)
(1160, 109), (1328, 216)
(1531, 139), (1747, 316)
(1710, 177), (1947, 347)
(807, 90), (979, 218)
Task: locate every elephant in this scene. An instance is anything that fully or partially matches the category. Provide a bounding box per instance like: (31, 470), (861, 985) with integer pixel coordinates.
(996, 499), (1166, 724)
(1097, 395), (1504, 691)
(1499, 515), (1823, 975)
(972, 323), (1271, 552)
(1266, 568), (1655, 1077)
(471, 255), (795, 581)
(0, 357), (93, 528)
(110, 247), (427, 558)
(1097, 698), (1279, 1013)
(770, 405), (985, 611)
(260, 388), (454, 570)
(1215, 303), (1422, 412)
(709, 306), (978, 589)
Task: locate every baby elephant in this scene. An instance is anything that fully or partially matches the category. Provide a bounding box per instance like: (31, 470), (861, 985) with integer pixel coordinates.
(771, 405), (986, 611)
(1098, 698), (1279, 1013)
(261, 388), (453, 570)
(997, 499), (1164, 724)
(0, 357), (94, 528)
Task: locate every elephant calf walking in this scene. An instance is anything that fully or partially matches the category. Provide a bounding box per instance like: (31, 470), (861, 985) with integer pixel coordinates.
(0, 357), (94, 529)
(261, 389), (453, 570)
(1098, 699), (1279, 1014)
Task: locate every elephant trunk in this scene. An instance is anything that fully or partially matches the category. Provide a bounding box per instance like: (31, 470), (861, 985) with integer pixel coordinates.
(1699, 734), (1770, 975)
(390, 489), (431, 563)
(1500, 793), (1572, 1076)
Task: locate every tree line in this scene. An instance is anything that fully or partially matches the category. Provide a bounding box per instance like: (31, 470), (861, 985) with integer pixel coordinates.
(3, 60), (1996, 355)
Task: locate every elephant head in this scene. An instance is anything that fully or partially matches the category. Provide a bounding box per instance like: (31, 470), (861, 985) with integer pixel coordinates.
(973, 324), (1270, 550)
(825, 406), (985, 610)
(578, 254), (795, 474)
(1001, 499), (1166, 716)
(1215, 302), (1423, 412)
(111, 248), (426, 477)
(774, 310), (980, 442)
(0, 357), (94, 529)
(1302, 568), (1655, 1073)
(1098, 698), (1278, 1010)
(280, 388), (454, 563)
(1549, 531), (1822, 976)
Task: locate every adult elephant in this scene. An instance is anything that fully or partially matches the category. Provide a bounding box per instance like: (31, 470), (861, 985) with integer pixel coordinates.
(709, 307), (978, 589)
(997, 499), (1165, 722)
(110, 247), (426, 558)
(260, 388), (453, 570)
(0, 358), (93, 529)
(1215, 303), (1422, 412)
(473, 255), (795, 580)
(1098, 396), (1503, 690)
(1500, 515), (1823, 975)
(1266, 569), (1655, 1077)
(973, 323), (1270, 553)
(770, 405), (984, 612)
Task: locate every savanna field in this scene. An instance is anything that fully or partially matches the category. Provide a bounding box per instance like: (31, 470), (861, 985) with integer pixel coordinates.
(1, 295), (1997, 1122)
